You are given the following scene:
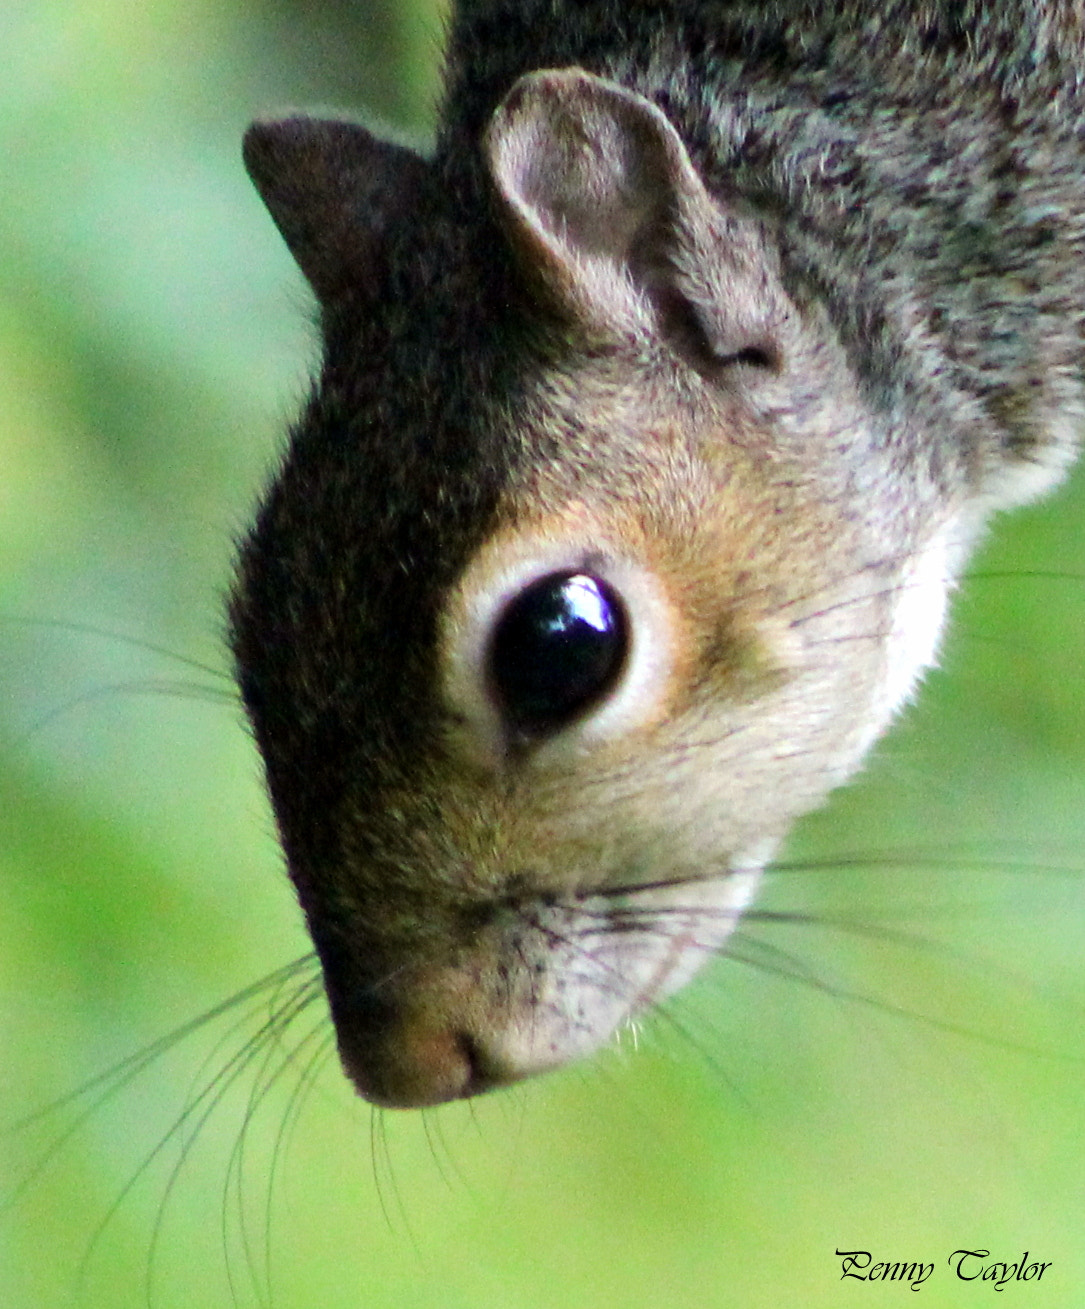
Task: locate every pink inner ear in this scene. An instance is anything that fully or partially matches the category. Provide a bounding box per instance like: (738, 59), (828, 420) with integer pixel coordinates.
(489, 69), (801, 375)
(484, 70), (691, 334)
(486, 71), (676, 268)
(243, 117), (428, 304)
(485, 67), (784, 360)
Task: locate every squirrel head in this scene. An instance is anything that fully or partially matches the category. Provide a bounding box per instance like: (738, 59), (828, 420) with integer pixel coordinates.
(234, 69), (1054, 1107)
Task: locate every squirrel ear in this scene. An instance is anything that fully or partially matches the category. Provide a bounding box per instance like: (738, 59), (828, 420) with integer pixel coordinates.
(486, 68), (783, 360)
(243, 117), (426, 305)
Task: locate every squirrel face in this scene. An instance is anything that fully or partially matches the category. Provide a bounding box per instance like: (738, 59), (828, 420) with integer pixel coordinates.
(233, 69), (1071, 1107)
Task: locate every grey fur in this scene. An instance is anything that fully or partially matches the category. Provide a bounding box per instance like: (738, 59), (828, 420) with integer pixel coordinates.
(232, 0), (1084, 1107)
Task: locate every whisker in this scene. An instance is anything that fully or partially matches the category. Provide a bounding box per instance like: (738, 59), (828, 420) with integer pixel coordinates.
(84, 971), (324, 1302)
(718, 933), (1077, 1064)
(419, 1106), (463, 1194)
(223, 1007), (329, 1309)
(11, 679), (236, 748)
(2, 955), (319, 1207)
(259, 1027), (337, 1308)
(769, 849), (1085, 878)
(964, 568), (1085, 586)
(0, 615), (233, 684)
(516, 905), (742, 1083)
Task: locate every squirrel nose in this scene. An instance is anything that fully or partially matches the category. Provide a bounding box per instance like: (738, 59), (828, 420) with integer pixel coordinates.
(345, 1022), (490, 1108)
(329, 986), (509, 1108)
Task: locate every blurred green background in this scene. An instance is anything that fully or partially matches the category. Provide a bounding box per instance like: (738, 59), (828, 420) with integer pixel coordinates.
(1, 3), (1083, 1306)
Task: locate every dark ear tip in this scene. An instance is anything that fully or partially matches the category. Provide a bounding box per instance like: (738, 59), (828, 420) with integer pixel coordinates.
(241, 114), (429, 304)
(241, 118), (278, 176)
(242, 116), (313, 191)
(241, 122), (273, 192)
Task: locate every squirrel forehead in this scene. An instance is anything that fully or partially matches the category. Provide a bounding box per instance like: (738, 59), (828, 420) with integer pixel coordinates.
(253, 288), (861, 648)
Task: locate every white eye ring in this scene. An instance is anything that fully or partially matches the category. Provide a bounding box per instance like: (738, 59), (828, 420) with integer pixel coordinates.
(441, 520), (679, 767)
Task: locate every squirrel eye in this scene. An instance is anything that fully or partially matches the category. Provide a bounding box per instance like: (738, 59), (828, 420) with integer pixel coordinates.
(489, 572), (628, 735)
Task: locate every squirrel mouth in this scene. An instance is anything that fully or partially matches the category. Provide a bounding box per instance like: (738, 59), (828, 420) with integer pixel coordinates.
(321, 863), (762, 1108)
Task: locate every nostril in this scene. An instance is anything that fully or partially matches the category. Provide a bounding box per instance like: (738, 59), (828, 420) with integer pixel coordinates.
(332, 995), (507, 1108)
(318, 950), (524, 1107)
(456, 1030), (507, 1098)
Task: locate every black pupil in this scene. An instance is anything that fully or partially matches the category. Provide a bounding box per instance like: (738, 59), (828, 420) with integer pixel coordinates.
(489, 572), (627, 734)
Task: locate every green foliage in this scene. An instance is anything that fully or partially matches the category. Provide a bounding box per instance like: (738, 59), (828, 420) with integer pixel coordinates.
(1, 4), (1082, 1307)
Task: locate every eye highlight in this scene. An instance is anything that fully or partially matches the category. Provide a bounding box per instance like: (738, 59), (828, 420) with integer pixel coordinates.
(488, 572), (628, 735)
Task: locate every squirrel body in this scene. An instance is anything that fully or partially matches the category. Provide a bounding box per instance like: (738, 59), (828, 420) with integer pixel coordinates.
(233, 0), (1085, 1107)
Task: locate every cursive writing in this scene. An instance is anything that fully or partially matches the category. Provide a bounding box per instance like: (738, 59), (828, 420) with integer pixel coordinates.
(837, 1250), (934, 1291)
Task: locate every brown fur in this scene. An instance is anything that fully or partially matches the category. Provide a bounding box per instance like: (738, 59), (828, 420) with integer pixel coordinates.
(233, 1), (1084, 1106)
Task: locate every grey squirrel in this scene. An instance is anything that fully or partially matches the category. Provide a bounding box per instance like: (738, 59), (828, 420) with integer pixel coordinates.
(233, 0), (1085, 1108)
